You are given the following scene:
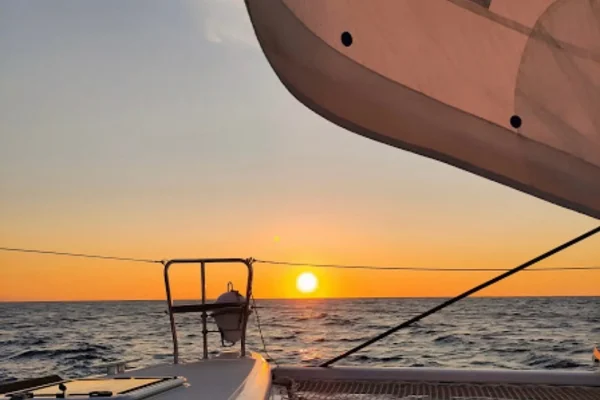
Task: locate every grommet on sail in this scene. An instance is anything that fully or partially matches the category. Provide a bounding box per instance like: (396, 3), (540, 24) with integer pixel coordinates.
(245, 0), (600, 219)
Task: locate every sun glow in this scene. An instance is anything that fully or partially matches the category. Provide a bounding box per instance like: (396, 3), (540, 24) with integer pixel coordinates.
(296, 272), (318, 294)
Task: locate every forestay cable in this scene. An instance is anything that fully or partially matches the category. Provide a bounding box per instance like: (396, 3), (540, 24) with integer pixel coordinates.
(319, 225), (600, 367)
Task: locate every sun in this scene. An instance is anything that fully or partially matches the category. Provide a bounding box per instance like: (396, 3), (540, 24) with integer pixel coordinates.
(296, 272), (318, 294)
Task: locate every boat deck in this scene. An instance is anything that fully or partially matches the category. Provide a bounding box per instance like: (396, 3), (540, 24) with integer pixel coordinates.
(271, 366), (600, 400)
(117, 352), (271, 400)
(272, 379), (600, 399)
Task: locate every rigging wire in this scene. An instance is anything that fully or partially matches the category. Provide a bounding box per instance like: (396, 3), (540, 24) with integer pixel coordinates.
(0, 247), (162, 264)
(319, 225), (600, 367)
(0, 247), (599, 272)
(251, 294), (279, 367)
(254, 259), (600, 272)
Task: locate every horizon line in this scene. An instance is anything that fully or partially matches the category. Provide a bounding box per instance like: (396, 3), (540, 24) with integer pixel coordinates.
(2, 294), (599, 303)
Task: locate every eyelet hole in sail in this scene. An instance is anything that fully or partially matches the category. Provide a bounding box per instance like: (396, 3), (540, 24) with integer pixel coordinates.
(341, 31), (353, 47)
(510, 115), (522, 129)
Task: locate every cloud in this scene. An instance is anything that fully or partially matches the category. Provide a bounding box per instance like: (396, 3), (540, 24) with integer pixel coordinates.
(186, 0), (260, 49)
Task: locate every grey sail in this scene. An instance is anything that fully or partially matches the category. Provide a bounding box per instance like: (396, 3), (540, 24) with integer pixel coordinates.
(245, 0), (600, 219)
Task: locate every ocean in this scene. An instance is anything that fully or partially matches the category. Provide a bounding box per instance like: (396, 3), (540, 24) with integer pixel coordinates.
(1, 297), (598, 383)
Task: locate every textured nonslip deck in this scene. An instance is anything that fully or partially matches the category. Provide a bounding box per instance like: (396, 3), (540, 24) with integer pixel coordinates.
(271, 379), (600, 400)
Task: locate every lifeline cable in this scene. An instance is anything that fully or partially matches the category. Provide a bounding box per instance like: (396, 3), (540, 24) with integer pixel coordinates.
(319, 225), (600, 367)
(0, 246), (161, 264)
(254, 259), (600, 272)
(1, 247), (599, 272)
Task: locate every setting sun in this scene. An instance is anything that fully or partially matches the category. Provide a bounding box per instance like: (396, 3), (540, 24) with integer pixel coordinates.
(296, 272), (318, 294)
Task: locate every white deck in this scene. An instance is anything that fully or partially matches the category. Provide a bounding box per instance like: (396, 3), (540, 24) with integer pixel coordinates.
(117, 352), (271, 400)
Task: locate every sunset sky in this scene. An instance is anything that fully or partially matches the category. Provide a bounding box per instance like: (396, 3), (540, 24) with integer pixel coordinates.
(1, 0), (598, 302)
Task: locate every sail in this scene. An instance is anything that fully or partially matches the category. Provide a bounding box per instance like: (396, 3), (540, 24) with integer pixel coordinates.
(245, 0), (600, 219)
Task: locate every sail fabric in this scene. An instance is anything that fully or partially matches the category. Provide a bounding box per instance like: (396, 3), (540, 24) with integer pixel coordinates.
(245, 0), (600, 219)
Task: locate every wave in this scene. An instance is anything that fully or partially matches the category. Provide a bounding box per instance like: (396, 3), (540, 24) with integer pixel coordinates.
(271, 334), (296, 341)
(433, 335), (473, 345)
(265, 322), (296, 329)
(339, 337), (371, 343)
(492, 347), (530, 354)
(323, 318), (355, 326)
(295, 312), (328, 321)
(524, 354), (584, 369)
(2, 297), (597, 381)
(5, 344), (109, 362)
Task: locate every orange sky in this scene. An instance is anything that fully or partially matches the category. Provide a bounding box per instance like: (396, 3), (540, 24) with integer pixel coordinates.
(1, 165), (599, 301)
(1, 157), (599, 301)
(1, 0), (599, 302)
(1, 209), (598, 301)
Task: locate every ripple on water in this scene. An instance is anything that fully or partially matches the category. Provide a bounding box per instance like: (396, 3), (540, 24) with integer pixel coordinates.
(0, 297), (597, 381)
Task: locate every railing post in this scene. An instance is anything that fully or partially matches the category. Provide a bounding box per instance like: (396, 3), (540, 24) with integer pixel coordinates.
(163, 258), (254, 363)
(201, 261), (208, 359)
(163, 261), (179, 364)
(240, 258), (253, 357)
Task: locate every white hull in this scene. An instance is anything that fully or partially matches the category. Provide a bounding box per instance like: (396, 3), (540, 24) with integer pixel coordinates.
(117, 352), (272, 400)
